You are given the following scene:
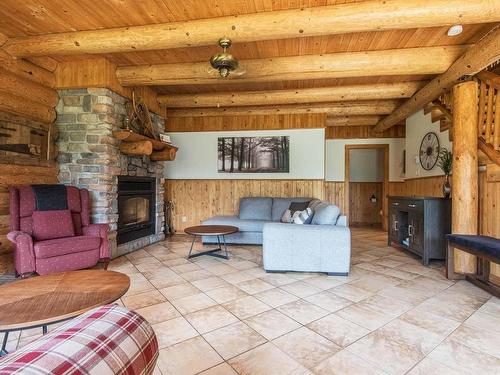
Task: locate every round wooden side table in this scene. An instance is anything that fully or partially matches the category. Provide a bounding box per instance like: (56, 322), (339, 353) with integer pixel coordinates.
(0, 270), (130, 356)
(184, 225), (239, 260)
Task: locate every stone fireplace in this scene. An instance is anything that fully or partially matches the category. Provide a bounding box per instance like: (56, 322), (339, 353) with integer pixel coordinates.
(55, 88), (165, 258)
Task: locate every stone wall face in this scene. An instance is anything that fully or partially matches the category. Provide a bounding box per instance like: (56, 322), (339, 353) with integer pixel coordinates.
(56, 88), (165, 258)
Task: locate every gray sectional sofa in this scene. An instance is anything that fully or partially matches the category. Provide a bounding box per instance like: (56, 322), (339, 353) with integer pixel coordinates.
(202, 197), (351, 275)
(202, 197), (332, 244)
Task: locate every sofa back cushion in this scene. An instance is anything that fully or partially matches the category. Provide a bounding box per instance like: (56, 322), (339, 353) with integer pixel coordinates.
(32, 210), (75, 241)
(271, 197), (311, 221)
(239, 197), (273, 221)
(311, 204), (341, 225)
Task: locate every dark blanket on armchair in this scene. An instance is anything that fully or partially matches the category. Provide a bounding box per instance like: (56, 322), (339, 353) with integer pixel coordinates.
(31, 184), (68, 211)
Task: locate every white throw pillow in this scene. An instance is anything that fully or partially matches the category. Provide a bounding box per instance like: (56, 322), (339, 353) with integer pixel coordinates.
(293, 207), (313, 224)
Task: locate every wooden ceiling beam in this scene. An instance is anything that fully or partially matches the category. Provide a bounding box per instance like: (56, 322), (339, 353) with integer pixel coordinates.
(375, 26), (500, 132)
(159, 82), (424, 108)
(325, 115), (383, 127)
(0, 51), (55, 88)
(167, 100), (400, 117)
(3, 0), (499, 57)
(0, 32), (7, 48)
(117, 46), (466, 87)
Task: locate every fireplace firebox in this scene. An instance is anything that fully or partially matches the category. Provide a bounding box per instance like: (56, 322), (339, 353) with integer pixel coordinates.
(117, 176), (156, 244)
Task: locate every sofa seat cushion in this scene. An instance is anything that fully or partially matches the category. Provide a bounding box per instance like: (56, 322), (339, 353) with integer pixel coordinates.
(203, 216), (270, 232)
(34, 236), (101, 259)
(239, 197), (273, 221)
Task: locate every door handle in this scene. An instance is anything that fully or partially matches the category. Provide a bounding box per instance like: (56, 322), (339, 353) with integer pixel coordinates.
(393, 220), (398, 231)
(408, 224), (413, 236)
(408, 204), (416, 208)
(392, 202), (399, 206)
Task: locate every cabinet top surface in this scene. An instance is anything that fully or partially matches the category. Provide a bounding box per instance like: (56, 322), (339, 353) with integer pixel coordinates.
(389, 196), (450, 201)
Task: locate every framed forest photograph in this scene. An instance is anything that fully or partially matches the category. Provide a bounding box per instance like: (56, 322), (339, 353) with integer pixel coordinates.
(218, 136), (290, 173)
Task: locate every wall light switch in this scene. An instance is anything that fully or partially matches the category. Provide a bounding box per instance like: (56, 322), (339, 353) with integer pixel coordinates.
(181, 216), (187, 223)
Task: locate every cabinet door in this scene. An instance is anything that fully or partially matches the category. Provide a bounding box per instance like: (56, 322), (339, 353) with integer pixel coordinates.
(389, 208), (399, 242)
(409, 212), (424, 254)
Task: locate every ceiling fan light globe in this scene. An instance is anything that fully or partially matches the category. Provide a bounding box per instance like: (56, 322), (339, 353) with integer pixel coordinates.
(219, 67), (230, 77)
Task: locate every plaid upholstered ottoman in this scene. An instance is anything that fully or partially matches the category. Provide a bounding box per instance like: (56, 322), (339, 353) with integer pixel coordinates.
(0, 304), (158, 375)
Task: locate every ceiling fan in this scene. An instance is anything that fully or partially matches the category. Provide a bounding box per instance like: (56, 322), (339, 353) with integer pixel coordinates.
(208, 38), (246, 78)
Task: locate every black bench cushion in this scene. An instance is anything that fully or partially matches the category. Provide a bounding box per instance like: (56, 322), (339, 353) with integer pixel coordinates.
(447, 234), (500, 261)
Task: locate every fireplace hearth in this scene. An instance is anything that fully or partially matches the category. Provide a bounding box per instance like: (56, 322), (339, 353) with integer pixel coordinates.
(117, 176), (156, 245)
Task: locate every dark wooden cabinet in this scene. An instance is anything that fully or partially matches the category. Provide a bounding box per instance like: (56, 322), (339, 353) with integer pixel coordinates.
(388, 196), (451, 265)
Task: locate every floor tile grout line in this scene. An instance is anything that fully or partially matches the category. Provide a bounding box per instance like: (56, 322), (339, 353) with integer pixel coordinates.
(107, 228), (497, 374)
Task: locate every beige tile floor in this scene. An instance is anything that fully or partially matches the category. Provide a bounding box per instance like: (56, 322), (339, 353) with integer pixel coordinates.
(5, 228), (500, 374)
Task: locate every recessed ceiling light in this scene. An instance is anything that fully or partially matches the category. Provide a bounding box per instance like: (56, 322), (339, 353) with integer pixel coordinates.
(447, 25), (463, 37)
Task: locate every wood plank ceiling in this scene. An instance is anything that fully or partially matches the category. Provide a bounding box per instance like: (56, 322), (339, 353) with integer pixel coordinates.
(0, 0), (498, 128)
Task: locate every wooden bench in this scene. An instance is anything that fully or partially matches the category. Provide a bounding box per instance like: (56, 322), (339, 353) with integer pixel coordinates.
(446, 234), (500, 297)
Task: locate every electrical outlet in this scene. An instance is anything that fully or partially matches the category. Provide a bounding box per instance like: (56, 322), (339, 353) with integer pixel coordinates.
(181, 216), (187, 223)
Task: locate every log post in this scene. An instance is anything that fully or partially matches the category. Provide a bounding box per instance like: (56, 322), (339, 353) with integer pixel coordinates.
(451, 81), (479, 276)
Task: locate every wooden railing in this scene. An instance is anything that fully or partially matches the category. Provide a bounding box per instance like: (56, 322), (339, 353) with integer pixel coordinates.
(425, 71), (500, 165)
(476, 71), (500, 152)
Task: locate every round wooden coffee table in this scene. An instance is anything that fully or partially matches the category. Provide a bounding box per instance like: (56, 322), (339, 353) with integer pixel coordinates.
(0, 270), (130, 356)
(185, 225), (239, 260)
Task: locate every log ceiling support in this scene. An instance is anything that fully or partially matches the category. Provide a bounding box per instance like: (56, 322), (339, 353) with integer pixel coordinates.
(159, 82), (424, 108)
(2, 0), (499, 57)
(0, 51), (55, 88)
(167, 100), (400, 118)
(325, 115), (383, 127)
(451, 81), (479, 276)
(375, 26), (500, 132)
(116, 46), (466, 87)
(0, 32), (7, 48)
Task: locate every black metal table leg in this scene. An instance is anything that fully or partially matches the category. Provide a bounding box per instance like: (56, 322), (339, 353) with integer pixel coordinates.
(187, 235), (197, 259)
(0, 331), (9, 357)
(42, 326), (48, 335)
(187, 235), (229, 260)
(222, 235), (229, 259)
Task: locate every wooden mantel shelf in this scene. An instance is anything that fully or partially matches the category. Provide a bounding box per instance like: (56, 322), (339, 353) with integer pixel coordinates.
(113, 130), (178, 161)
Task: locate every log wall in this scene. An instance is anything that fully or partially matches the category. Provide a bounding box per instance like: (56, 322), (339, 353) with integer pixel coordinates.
(0, 53), (60, 258)
(0, 53), (57, 124)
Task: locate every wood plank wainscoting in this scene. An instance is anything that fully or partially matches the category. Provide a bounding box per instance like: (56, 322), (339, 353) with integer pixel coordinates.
(165, 180), (343, 232)
(165, 170), (499, 283)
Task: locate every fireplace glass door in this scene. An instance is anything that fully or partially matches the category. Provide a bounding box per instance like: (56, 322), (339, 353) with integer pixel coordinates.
(121, 196), (151, 226)
(117, 176), (156, 245)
